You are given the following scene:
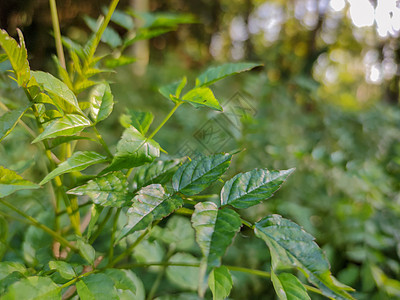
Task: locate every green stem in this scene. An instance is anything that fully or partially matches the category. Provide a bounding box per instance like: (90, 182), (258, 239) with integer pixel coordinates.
(147, 102), (182, 140)
(58, 270), (97, 290)
(108, 208), (121, 262)
(0, 199), (77, 251)
(93, 126), (113, 159)
(49, 0), (66, 69)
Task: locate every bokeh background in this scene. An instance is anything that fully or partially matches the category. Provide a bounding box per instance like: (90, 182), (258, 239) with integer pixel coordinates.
(1, 0), (400, 298)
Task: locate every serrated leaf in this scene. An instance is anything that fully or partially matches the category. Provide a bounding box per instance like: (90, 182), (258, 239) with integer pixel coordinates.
(119, 110), (154, 135)
(182, 87), (222, 111)
(133, 158), (183, 191)
(89, 83), (114, 123)
(68, 172), (129, 207)
(191, 202), (241, 294)
(172, 153), (232, 196)
(76, 273), (118, 300)
(159, 76), (187, 101)
(221, 168), (294, 209)
(119, 184), (183, 240)
(49, 261), (76, 280)
(2, 276), (61, 300)
(208, 266), (233, 300)
(0, 29), (30, 86)
(271, 271), (310, 300)
(103, 269), (136, 293)
(195, 62), (262, 87)
(0, 103), (31, 142)
(32, 114), (91, 143)
(166, 253), (199, 290)
(104, 126), (160, 172)
(0, 166), (40, 197)
(31, 71), (81, 113)
(40, 151), (108, 185)
(77, 239), (96, 266)
(254, 215), (355, 300)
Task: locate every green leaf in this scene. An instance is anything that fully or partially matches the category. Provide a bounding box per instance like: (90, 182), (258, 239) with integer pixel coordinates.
(76, 273), (118, 300)
(32, 114), (91, 143)
(123, 28), (174, 47)
(208, 266), (233, 300)
(159, 76), (187, 101)
(48, 261), (76, 280)
(103, 269), (136, 294)
(158, 216), (195, 250)
(84, 16), (122, 48)
(0, 262), (26, 281)
(138, 12), (197, 28)
(2, 276), (61, 300)
(133, 158), (183, 191)
(89, 83), (114, 123)
(40, 151), (109, 185)
(0, 166), (40, 197)
(254, 215), (355, 300)
(31, 71), (82, 113)
(77, 238), (96, 265)
(182, 87), (222, 111)
(166, 253), (199, 290)
(195, 62), (262, 87)
(191, 202), (242, 293)
(172, 153), (232, 196)
(86, 205), (103, 239)
(0, 29), (30, 86)
(104, 126), (160, 172)
(102, 7), (134, 30)
(104, 56), (136, 68)
(221, 168), (294, 209)
(119, 110), (154, 135)
(370, 264), (400, 298)
(119, 184), (183, 240)
(271, 271), (310, 300)
(68, 172), (129, 207)
(0, 103), (31, 142)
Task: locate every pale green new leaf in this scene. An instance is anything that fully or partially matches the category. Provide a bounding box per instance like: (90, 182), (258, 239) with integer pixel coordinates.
(0, 166), (40, 198)
(32, 114), (91, 143)
(119, 184), (183, 240)
(159, 76), (187, 101)
(31, 71), (81, 113)
(191, 202), (241, 281)
(208, 266), (233, 300)
(48, 261), (76, 280)
(0, 29), (30, 86)
(271, 271), (310, 300)
(133, 158), (183, 191)
(40, 151), (109, 185)
(195, 62), (262, 87)
(182, 87), (222, 111)
(119, 110), (154, 135)
(89, 83), (114, 123)
(0, 103), (31, 142)
(77, 239), (96, 266)
(76, 273), (118, 300)
(104, 126), (160, 172)
(2, 276), (61, 300)
(68, 172), (129, 207)
(221, 168), (294, 209)
(173, 153), (231, 196)
(254, 215), (355, 300)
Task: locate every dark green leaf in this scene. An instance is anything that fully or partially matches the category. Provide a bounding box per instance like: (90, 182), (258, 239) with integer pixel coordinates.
(32, 114), (91, 143)
(208, 266), (233, 300)
(172, 153), (232, 196)
(0, 29), (30, 86)
(119, 110), (154, 135)
(119, 184), (183, 240)
(159, 76), (187, 100)
(195, 62), (262, 87)
(133, 158), (183, 191)
(2, 276), (61, 300)
(0, 103), (31, 142)
(76, 273), (118, 300)
(254, 215), (355, 300)
(104, 126), (160, 172)
(89, 83), (114, 123)
(182, 87), (222, 111)
(77, 239), (96, 265)
(40, 151), (109, 185)
(271, 271), (310, 300)
(68, 172), (129, 207)
(48, 261), (76, 280)
(0, 166), (40, 197)
(221, 168), (294, 209)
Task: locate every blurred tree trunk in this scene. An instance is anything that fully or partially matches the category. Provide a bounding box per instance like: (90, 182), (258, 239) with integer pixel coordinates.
(131, 0), (149, 75)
